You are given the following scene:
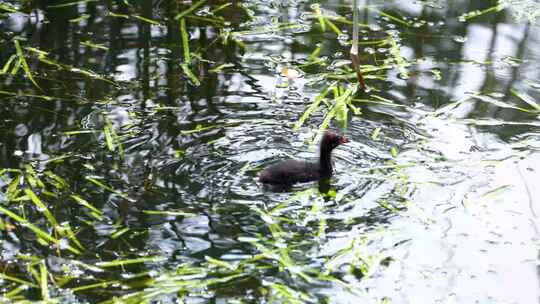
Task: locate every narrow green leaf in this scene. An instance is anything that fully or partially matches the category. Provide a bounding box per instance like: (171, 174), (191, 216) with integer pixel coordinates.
(70, 195), (103, 218)
(25, 47), (50, 56)
(390, 146), (398, 157)
(62, 223), (85, 251)
(111, 227), (130, 239)
(480, 184), (512, 199)
(133, 15), (161, 25)
(40, 262), (49, 301)
(294, 84), (335, 129)
(205, 256), (236, 270)
(104, 124), (115, 151)
(0, 90), (17, 97)
(324, 18), (342, 36)
(25, 165), (45, 188)
(108, 11), (129, 18)
(308, 46), (321, 61)
(86, 177), (132, 200)
(44, 171), (68, 189)
(69, 14), (91, 23)
(457, 4), (504, 22)
(0, 3), (20, 12)
(142, 210), (195, 217)
(387, 34), (409, 79)
(14, 39), (42, 90)
(81, 40), (109, 50)
(64, 130), (100, 135)
(48, 0), (98, 8)
(367, 7), (410, 26)
(0, 273), (38, 287)
(175, 0), (208, 20)
(210, 2), (231, 14)
(511, 89), (540, 111)
(371, 127), (381, 140)
(24, 188), (58, 228)
(96, 256), (166, 268)
(7, 174), (20, 200)
(209, 63), (234, 73)
(71, 281), (120, 292)
(312, 4), (326, 31)
(471, 93), (534, 113)
(181, 63), (200, 86)
(180, 18), (191, 63)
(10, 58), (21, 75)
(1, 55), (17, 75)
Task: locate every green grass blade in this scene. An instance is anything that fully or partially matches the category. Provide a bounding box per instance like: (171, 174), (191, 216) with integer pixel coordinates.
(367, 7), (410, 26)
(6, 174), (21, 200)
(40, 262), (49, 301)
(0, 273), (38, 287)
(47, 0), (98, 8)
(312, 4), (326, 31)
(181, 63), (201, 86)
(142, 210), (196, 217)
(86, 177), (132, 200)
(71, 280), (120, 292)
(175, 0), (207, 20)
(458, 4), (504, 22)
(511, 89), (540, 111)
(81, 40), (109, 50)
(96, 256), (166, 268)
(324, 18), (342, 36)
(133, 15), (161, 25)
(294, 83), (335, 129)
(387, 34), (409, 79)
(205, 256), (236, 270)
(471, 93), (535, 113)
(210, 2), (231, 14)
(108, 11), (129, 19)
(0, 3), (19, 12)
(10, 58), (21, 75)
(180, 18), (191, 62)
(24, 188), (58, 228)
(103, 123), (115, 151)
(371, 127), (381, 140)
(13, 39), (42, 90)
(70, 194), (103, 219)
(111, 227), (130, 239)
(1, 54), (17, 75)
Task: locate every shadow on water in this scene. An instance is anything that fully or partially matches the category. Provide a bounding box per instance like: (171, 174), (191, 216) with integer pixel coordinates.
(260, 176), (334, 194)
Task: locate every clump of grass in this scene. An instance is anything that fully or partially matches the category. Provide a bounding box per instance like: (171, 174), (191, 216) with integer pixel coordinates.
(292, 3), (416, 136)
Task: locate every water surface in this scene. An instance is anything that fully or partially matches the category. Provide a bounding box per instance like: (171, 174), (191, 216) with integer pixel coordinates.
(1, 0), (540, 303)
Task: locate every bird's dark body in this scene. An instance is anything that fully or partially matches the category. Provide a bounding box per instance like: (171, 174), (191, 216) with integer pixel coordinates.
(258, 159), (329, 184)
(258, 131), (348, 185)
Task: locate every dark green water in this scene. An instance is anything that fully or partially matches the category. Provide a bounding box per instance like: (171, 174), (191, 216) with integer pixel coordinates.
(1, 0), (540, 303)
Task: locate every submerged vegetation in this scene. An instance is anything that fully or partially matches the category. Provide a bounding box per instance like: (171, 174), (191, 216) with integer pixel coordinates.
(1, 0), (540, 303)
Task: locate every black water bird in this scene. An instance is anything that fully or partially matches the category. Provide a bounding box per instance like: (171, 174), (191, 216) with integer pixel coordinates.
(259, 131), (348, 185)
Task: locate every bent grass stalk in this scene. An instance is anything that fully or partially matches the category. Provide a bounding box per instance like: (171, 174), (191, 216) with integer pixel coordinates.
(180, 17), (201, 86)
(350, 0), (366, 92)
(0, 54), (17, 74)
(175, 0), (207, 20)
(13, 39), (41, 91)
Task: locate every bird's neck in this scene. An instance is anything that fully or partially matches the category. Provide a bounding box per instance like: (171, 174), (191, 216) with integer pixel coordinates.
(319, 145), (333, 175)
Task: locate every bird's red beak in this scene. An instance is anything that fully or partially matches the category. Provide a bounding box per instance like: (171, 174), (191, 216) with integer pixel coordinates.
(340, 136), (349, 144)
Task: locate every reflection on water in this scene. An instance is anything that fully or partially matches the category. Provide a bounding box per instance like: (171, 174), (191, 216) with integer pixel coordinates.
(1, 0), (540, 303)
